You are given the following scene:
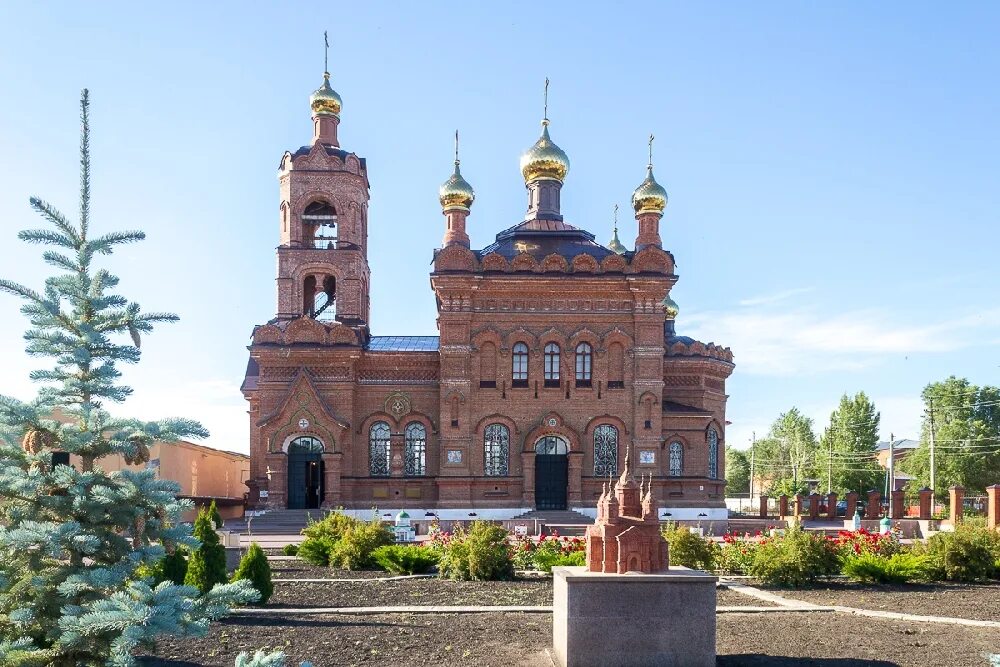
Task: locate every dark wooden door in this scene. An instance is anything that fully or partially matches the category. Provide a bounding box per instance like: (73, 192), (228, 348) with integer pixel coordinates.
(535, 454), (568, 510)
(288, 451), (323, 509)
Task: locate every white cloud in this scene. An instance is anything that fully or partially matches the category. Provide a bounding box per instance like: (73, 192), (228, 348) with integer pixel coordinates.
(683, 305), (1000, 377)
(738, 287), (815, 307)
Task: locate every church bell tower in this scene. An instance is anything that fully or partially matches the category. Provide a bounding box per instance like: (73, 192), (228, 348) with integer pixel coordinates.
(274, 39), (371, 334)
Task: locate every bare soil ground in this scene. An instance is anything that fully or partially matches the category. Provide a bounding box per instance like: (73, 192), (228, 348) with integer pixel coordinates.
(762, 581), (1000, 622)
(267, 577), (552, 608)
(138, 609), (1000, 667)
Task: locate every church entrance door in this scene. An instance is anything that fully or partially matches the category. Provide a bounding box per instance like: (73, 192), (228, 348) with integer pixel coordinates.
(534, 436), (568, 511)
(287, 436), (325, 510)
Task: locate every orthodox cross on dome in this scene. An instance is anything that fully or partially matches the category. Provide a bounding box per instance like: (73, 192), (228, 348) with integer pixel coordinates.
(454, 129), (460, 166)
(613, 203), (619, 231)
(324, 30), (330, 74)
(648, 133), (655, 169)
(543, 77), (550, 123)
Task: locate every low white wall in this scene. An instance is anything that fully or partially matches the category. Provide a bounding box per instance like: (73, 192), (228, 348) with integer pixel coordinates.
(338, 507), (533, 522)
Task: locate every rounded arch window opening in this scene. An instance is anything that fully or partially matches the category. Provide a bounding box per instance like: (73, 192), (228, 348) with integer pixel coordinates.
(288, 435), (324, 454)
(534, 435), (568, 455)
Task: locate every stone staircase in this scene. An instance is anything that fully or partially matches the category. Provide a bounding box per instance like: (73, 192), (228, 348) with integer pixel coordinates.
(510, 509), (594, 536)
(223, 509), (322, 535)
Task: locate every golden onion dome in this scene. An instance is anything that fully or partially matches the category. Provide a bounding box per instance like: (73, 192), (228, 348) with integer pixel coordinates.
(439, 161), (475, 211)
(310, 73), (342, 117)
(661, 295), (679, 319)
(520, 121), (570, 183)
(632, 166), (668, 214)
(608, 226), (627, 255)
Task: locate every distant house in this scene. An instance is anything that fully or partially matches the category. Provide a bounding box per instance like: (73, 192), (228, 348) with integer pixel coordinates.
(875, 439), (920, 491)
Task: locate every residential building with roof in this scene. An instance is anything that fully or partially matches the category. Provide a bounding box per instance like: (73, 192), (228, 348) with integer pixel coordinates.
(241, 64), (734, 520)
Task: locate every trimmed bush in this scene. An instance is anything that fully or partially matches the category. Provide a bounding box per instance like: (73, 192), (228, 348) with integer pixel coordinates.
(717, 536), (759, 575)
(661, 524), (718, 570)
(328, 522), (395, 570)
(232, 542), (274, 604)
(372, 544), (441, 574)
(439, 521), (515, 581)
(297, 535), (336, 566)
(749, 526), (838, 587)
(915, 523), (1000, 582)
(185, 508), (229, 593)
(160, 548), (189, 585)
(841, 552), (928, 584)
(282, 543), (300, 556)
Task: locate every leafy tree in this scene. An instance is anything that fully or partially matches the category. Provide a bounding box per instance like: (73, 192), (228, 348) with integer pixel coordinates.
(725, 445), (751, 494)
(231, 543), (273, 604)
(0, 90), (255, 667)
(754, 408), (819, 496)
(185, 508), (229, 594)
(903, 376), (1000, 496)
(816, 392), (882, 495)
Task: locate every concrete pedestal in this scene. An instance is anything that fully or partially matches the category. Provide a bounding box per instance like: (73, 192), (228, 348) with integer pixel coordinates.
(552, 566), (717, 667)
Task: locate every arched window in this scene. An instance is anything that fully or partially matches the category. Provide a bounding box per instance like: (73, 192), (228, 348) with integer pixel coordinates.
(669, 442), (684, 477)
(608, 342), (625, 389)
(543, 342), (561, 387)
(708, 428), (719, 479)
(484, 424), (509, 476)
(288, 436), (324, 454)
(593, 425), (618, 476)
(575, 343), (592, 387)
(534, 436), (568, 455)
(479, 342), (497, 388)
(512, 343), (529, 388)
(404, 422), (426, 476)
(369, 421), (390, 477)
(303, 200), (338, 249)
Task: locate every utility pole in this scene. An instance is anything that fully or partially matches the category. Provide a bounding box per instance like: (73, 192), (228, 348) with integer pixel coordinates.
(928, 397), (937, 512)
(827, 429), (833, 494)
(749, 432), (756, 502)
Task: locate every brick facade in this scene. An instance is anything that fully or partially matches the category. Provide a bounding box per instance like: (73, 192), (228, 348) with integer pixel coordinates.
(242, 73), (734, 516)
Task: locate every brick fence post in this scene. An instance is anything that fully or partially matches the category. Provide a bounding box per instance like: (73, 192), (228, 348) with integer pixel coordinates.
(918, 487), (932, 520)
(866, 490), (881, 520)
(890, 490), (905, 520)
(794, 494), (804, 518)
(759, 494), (769, 519)
(778, 495), (788, 519)
(826, 492), (838, 520)
(845, 492), (858, 520)
(808, 493), (821, 520)
(985, 485), (1000, 531)
(949, 486), (965, 525)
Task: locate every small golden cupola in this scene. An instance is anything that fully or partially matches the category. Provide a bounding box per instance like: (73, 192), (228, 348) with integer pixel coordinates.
(661, 295), (679, 319)
(310, 74), (343, 118)
(439, 131), (475, 211)
(520, 120), (571, 183)
(608, 204), (628, 254)
(632, 134), (668, 214)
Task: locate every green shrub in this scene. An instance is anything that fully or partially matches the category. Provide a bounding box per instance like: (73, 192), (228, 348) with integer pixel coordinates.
(916, 523), (1000, 582)
(749, 526), (838, 587)
(297, 511), (365, 566)
(282, 543), (300, 556)
(372, 544), (441, 574)
(185, 508), (230, 594)
(231, 542), (274, 604)
(717, 538), (759, 575)
(297, 535), (335, 566)
(841, 552), (928, 584)
(439, 521), (515, 581)
(328, 521), (395, 570)
(661, 524), (718, 570)
(161, 548), (189, 585)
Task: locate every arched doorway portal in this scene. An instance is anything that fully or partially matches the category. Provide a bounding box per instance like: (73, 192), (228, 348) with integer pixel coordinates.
(287, 436), (324, 509)
(534, 435), (568, 510)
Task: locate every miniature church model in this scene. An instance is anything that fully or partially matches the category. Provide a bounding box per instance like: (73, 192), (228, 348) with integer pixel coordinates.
(585, 448), (670, 573)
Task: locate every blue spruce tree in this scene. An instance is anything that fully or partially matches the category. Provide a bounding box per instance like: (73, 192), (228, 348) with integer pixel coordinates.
(0, 90), (257, 667)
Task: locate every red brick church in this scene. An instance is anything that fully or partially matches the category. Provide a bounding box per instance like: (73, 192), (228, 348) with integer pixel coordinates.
(242, 65), (734, 521)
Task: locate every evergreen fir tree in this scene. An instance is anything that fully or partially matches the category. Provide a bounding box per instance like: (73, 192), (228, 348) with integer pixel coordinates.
(208, 499), (224, 530)
(231, 543), (273, 604)
(185, 508), (229, 594)
(160, 548), (189, 586)
(0, 90), (257, 667)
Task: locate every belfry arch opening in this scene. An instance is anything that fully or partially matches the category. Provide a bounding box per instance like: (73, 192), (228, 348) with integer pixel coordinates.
(302, 200), (338, 249)
(303, 275), (336, 320)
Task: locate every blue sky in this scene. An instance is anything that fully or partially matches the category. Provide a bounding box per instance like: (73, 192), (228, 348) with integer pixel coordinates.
(1, 2), (998, 453)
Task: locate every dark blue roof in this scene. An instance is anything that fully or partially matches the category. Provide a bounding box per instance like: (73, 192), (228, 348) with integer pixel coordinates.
(366, 336), (440, 352)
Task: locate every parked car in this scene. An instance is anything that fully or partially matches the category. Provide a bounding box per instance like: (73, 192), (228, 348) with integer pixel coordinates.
(836, 500), (848, 517)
